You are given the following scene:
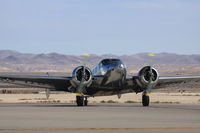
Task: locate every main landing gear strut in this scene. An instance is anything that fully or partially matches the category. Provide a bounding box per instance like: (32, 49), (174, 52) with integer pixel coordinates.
(76, 95), (88, 106)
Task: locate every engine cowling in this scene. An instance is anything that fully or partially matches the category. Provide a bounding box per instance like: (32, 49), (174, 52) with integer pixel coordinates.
(136, 66), (159, 89)
(70, 66), (93, 88)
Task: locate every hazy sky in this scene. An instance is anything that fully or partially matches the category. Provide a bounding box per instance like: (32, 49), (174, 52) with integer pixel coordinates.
(0, 0), (199, 55)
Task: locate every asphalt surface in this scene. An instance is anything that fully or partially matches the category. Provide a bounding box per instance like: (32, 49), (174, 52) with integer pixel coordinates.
(0, 103), (200, 133)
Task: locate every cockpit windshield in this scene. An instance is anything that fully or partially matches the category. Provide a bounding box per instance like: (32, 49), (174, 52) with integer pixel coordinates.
(92, 58), (125, 75)
(101, 59), (123, 66)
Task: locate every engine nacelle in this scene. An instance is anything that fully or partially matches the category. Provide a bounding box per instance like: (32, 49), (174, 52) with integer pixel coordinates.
(136, 66), (159, 89)
(70, 66), (93, 88)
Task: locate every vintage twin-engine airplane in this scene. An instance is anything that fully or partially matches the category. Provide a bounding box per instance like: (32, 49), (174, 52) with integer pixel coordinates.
(0, 58), (200, 106)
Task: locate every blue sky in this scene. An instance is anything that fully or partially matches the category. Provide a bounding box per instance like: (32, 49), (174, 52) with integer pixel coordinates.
(0, 0), (199, 55)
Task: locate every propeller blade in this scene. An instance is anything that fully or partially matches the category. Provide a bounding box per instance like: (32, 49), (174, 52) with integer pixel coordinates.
(146, 53), (156, 94)
(76, 66), (86, 94)
(76, 54), (91, 94)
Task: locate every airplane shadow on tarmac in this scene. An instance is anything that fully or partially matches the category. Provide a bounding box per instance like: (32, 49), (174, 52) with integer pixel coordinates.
(0, 103), (200, 111)
(31, 103), (200, 111)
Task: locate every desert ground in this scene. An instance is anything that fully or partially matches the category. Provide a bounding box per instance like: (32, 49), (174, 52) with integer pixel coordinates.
(0, 92), (200, 104)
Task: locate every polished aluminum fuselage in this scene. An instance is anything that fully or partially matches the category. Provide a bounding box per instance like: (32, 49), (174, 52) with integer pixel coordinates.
(85, 59), (129, 96)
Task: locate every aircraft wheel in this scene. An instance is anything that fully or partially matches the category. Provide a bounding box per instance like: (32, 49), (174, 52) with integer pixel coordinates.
(76, 96), (84, 106)
(142, 94), (150, 106)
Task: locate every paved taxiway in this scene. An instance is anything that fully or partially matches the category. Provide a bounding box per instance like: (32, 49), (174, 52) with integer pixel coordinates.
(0, 103), (200, 133)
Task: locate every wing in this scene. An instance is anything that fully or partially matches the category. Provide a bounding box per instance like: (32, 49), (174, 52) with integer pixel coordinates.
(155, 76), (200, 89)
(126, 75), (200, 91)
(0, 75), (72, 91)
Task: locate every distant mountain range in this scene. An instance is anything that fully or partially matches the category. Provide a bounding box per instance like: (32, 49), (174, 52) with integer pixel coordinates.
(0, 50), (200, 75)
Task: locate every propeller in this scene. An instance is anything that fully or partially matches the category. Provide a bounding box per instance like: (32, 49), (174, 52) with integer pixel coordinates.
(75, 54), (91, 95)
(145, 66), (154, 94)
(145, 53), (156, 95)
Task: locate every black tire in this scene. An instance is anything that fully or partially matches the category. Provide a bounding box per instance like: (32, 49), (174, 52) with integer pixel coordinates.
(142, 95), (150, 106)
(76, 96), (84, 106)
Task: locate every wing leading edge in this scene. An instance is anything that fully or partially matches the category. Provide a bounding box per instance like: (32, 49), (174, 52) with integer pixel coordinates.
(0, 75), (72, 91)
(155, 76), (200, 89)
